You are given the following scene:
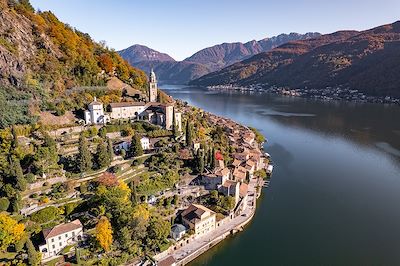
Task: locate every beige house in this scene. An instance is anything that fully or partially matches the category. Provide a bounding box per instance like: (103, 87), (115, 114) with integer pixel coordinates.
(181, 204), (216, 238)
(39, 219), (83, 259)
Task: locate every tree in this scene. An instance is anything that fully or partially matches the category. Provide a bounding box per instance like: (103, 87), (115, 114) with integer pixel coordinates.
(185, 121), (193, 147)
(195, 149), (205, 174)
(26, 238), (41, 266)
(130, 181), (138, 205)
(30, 206), (59, 224)
(172, 194), (179, 205)
(98, 127), (107, 138)
(221, 196), (236, 210)
(77, 133), (92, 172)
(212, 148), (217, 169)
(33, 146), (58, 175)
(107, 137), (114, 162)
(0, 213), (25, 252)
(96, 216), (113, 252)
(129, 134), (143, 157)
(9, 156), (27, 191)
(146, 215), (170, 251)
(172, 109), (178, 138)
(76, 247), (82, 265)
(0, 197), (10, 211)
(96, 140), (109, 169)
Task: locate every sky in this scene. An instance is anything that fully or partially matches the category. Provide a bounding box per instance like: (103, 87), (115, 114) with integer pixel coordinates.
(30, 0), (400, 61)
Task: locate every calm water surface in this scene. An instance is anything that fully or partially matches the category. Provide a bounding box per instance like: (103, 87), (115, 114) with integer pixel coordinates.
(162, 85), (400, 266)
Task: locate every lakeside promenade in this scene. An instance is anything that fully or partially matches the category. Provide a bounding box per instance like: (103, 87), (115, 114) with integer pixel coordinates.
(154, 175), (262, 265)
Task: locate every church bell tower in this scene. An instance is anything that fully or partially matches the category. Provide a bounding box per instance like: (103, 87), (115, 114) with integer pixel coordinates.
(149, 69), (158, 102)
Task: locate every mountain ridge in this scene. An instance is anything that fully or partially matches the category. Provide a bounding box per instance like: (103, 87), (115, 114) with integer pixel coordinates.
(190, 21), (400, 98)
(118, 32), (321, 84)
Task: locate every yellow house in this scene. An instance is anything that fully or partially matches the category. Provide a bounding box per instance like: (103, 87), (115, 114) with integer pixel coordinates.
(181, 204), (216, 238)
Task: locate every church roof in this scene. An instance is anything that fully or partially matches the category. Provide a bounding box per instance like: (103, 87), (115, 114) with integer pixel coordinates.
(88, 97), (102, 106)
(109, 102), (146, 108)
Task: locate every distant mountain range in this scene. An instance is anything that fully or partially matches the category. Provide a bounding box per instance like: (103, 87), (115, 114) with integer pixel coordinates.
(118, 32), (321, 84)
(191, 21), (400, 98)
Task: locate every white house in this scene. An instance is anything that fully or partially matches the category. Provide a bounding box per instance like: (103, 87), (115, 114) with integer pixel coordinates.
(39, 219), (83, 259)
(170, 224), (186, 241)
(140, 137), (150, 150)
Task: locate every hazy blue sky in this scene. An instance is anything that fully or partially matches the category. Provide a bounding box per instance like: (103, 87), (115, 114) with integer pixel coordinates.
(30, 0), (400, 60)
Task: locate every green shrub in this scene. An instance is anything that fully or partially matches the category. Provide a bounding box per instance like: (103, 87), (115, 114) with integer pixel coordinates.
(0, 197), (10, 211)
(30, 206), (59, 224)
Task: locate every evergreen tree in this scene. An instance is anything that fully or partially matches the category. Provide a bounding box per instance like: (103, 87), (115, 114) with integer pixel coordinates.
(26, 238), (41, 266)
(107, 137), (114, 162)
(96, 140), (109, 169)
(212, 147), (217, 169)
(130, 181), (138, 205)
(77, 133), (92, 173)
(76, 247), (81, 265)
(11, 126), (18, 149)
(130, 134), (143, 157)
(186, 121), (193, 147)
(172, 109), (178, 138)
(197, 150), (205, 174)
(9, 157), (26, 191)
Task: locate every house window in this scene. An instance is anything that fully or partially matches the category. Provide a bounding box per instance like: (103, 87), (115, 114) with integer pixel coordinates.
(72, 232), (76, 237)
(65, 234), (68, 238)
(58, 236), (61, 240)
(52, 244), (55, 249)
(59, 242), (62, 247)
(51, 238), (54, 243)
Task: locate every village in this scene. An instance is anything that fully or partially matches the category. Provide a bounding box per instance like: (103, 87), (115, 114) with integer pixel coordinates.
(3, 71), (272, 266)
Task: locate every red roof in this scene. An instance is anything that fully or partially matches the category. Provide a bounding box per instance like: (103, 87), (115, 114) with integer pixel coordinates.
(43, 219), (82, 240)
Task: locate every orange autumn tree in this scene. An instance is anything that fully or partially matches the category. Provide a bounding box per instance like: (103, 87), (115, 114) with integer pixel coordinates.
(95, 216), (113, 252)
(0, 213), (25, 252)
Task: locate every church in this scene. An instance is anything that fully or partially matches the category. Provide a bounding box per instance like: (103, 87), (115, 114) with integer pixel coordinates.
(84, 70), (182, 132)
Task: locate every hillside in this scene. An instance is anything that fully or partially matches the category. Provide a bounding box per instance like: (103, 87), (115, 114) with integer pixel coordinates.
(119, 33), (320, 84)
(118, 44), (175, 65)
(0, 0), (147, 127)
(191, 21), (400, 98)
(184, 32), (320, 72)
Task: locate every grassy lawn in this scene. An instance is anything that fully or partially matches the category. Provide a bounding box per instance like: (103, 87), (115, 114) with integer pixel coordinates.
(0, 252), (17, 260)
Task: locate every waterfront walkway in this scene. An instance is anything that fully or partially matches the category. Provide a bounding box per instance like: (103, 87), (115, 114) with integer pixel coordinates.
(155, 176), (260, 265)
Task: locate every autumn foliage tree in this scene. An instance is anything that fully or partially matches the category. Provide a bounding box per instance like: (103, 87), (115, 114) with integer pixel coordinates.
(96, 216), (113, 252)
(0, 212), (25, 252)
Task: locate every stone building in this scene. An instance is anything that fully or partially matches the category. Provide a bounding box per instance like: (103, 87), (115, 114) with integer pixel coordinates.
(181, 204), (216, 238)
(84, 70), (182, 132)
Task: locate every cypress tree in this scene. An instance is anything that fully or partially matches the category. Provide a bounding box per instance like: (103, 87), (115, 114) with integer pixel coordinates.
(197, 150), (205, 174)
(212, 147), (217, 169)
(130, 181), (138, 205)
(130, 134), (143, 157)
(107, 137), (114, 162)
(26, 238), (41, 266)
(77, 133), (92, 172)
(186, 121), (193, 147)
(172, 109), (178, 138)
(96, 140), (109, 169)
(10, 157), (26, 191)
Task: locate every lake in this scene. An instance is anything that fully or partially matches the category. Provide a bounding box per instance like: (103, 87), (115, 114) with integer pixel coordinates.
(162, 84), (400, 266)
